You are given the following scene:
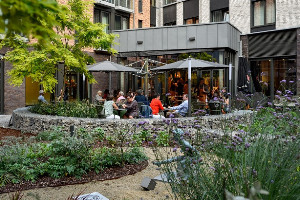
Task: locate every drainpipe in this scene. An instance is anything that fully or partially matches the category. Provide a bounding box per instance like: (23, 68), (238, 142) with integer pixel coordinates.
(132, 0), (135, 29)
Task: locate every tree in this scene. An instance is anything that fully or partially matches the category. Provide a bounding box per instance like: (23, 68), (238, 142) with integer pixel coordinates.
(1, 0), (117, 92)
(0, 0), (63, 45)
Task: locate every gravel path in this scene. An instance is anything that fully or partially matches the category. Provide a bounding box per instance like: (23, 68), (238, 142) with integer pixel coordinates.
(0, 148), (174, 200)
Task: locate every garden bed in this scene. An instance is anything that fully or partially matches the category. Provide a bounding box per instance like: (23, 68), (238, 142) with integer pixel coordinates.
(0, 160), (148, 194)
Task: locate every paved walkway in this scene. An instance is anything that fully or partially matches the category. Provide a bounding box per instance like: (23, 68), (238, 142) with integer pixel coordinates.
(0, 115), (12, 128)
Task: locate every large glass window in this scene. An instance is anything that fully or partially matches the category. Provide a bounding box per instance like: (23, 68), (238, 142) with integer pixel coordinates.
(274, 59), (297, 95)
(253, 0), (275, 27)
(115, 15), (122, 30)
(211, 9), (229, 22)
(94, 9), (110, 33)
(250, 58), (297, 96)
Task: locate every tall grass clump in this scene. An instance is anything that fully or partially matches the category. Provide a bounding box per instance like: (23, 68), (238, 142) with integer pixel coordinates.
(153, 105), (300, 200)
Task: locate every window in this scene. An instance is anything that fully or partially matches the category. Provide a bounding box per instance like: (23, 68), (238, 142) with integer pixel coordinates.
(122, 17), (129, 29)
(115, 15), (122, 30)
(252, 0), (275, 27)
(184, 17), (199, 25)
(94, 9), (110, 33)
(138, 20), (143, 28)
(138, 0), (143, 13)
(151, 0), (156, 7)
(211, 9), (229, 22)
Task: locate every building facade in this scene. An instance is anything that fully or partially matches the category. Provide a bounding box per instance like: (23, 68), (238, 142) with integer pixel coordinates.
(114, 0), (300, 100)
(1, 0), (300, 114)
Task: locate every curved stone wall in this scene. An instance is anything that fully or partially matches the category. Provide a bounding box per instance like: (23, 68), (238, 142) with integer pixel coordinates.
(12, 107), (253, 135)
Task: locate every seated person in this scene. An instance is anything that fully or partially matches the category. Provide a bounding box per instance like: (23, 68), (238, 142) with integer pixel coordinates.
(95, 90), (105, 104)
(150, 93), (165, 118)
(103, 89), (109, 99)
(116, 91), (126, 103)
(135, 89), (148, 105)
(38, 90), (48, 103)
(122, 94), (139, 119)
(104, 96), (120, 119)
(168, 94), (188, 117)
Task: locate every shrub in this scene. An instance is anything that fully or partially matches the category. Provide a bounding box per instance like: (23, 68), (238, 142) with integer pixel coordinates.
(30, 101), (98, 118)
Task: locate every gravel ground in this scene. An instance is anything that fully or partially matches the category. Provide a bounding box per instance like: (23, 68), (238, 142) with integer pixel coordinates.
(0, 148), (175, 200)
(0, 115), (11, 128)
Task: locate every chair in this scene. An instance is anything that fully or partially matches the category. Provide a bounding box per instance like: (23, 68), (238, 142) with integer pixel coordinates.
(209, 101), (222, 115)
(95, 105), (106, 118)
(140, 105), (153, 118)
(137, 102), (144, 112)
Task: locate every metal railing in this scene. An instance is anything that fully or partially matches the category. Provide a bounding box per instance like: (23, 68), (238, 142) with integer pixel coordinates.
(98, 0), (115, 4)
(115, 0), (133, 10)
(163, 0), (177, 5)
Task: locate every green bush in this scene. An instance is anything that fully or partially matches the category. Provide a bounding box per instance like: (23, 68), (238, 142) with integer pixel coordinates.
(0, 130), (148, 185)
(30, 101), (98, 118)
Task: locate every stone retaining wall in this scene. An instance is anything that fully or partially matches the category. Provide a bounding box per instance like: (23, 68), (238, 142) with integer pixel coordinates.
(12, 107), (253, 135)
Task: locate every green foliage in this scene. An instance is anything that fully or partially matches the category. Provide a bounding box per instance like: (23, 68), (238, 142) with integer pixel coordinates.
(251, 107), (300, 135)
(30, 101), (98, 118)
(1, 0), (117, 92)
(178, 52), (216, 62)
(36, 127), (66, 141)
(155, 131), (170, 147)
(0, 0), (62, 45)
(0, 128), (148, 186)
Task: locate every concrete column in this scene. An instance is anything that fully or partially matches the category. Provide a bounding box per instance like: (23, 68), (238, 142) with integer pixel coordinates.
(176, 2), (183, 25)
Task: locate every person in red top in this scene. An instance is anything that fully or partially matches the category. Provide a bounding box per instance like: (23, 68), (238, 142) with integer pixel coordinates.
(150, 93), (165, 118)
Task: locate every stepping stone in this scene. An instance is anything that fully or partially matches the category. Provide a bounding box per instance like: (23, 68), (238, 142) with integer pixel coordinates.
(77, 192), (109, 200)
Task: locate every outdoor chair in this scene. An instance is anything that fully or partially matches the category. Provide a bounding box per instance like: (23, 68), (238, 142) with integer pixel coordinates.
(95, 105), (106, 118)
(209, 101), (222, 115)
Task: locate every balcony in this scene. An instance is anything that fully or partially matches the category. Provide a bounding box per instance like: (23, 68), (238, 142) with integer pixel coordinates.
(94, 0), (115, 8)
(115, 0), (134, 13)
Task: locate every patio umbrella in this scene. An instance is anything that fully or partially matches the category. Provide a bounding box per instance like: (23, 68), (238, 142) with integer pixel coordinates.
(88, 60), (138, 72)
(151, 58), (229, 71)
(151, 58), (230, 117)
(87, 61), (138, 96)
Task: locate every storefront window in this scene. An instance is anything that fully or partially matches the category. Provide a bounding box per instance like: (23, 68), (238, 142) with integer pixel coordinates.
(250, 58), (297, 96)
(274, 59), (297, 95)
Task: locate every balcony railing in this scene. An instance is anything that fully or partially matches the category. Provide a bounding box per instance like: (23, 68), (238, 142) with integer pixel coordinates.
(95, 0), (133, 12)
(163, 0), (177, 6)
(115, 0), (133, 10)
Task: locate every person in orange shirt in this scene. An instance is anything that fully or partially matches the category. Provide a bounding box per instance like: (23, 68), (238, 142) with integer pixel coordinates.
(150, 93), (165, 118)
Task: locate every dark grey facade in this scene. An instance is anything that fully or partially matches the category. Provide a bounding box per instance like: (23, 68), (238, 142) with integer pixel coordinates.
(242, 27), (300, 97)
(113, 22), (240, 57)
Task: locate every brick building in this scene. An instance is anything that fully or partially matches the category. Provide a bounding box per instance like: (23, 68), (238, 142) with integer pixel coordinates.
(1, 0), (300, 114)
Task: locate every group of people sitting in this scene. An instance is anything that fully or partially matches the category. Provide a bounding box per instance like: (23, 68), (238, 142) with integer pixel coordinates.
(95, 89), (189, 119)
